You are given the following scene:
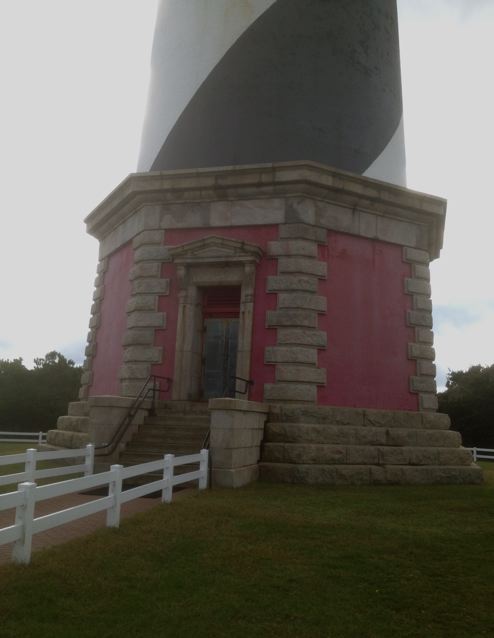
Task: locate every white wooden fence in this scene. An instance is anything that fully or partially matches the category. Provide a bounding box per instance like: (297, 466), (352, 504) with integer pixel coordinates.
(0, 449), (208, 564)
(0, 431), (46, 444)
(468, 447), (494, 462)
(0, 444), (95, 489)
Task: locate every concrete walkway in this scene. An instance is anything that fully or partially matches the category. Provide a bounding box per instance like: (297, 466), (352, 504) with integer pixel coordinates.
(0, 492), (160, 565)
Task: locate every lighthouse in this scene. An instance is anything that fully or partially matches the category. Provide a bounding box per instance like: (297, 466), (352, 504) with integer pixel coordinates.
(48, 1), (481, 487)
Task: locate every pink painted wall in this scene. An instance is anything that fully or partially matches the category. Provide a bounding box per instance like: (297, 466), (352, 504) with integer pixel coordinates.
(89, 242), (133, 396)
(318, 233), (418, 410)
(152, 226), (278, 401)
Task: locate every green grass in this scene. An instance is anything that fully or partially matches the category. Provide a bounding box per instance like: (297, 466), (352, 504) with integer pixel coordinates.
(0, 467), (493, 638)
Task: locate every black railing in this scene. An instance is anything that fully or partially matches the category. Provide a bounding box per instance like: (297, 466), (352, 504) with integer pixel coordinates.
(95, 375), (172, 456)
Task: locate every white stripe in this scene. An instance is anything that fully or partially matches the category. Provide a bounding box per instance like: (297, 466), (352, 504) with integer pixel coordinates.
(363, 116), (407, 187)
(138, 0), (277, 171)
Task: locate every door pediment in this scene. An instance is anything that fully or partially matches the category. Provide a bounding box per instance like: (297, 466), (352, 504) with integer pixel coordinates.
(168, 235), (263, 265)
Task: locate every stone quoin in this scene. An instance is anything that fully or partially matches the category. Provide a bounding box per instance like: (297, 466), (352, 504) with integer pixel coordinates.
(48, 0), (481, 486)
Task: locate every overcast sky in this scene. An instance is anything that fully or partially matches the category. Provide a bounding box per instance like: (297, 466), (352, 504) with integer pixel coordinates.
(0, 0), (493, 390)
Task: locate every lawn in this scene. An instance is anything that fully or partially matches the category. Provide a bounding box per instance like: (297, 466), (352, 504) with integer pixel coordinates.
(0, 464), (493, 637)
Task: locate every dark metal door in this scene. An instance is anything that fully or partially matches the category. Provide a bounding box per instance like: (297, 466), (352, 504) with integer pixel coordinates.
(202, 318), (239, 398)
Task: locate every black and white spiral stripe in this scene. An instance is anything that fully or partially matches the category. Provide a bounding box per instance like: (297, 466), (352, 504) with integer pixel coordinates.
(138, 0), (406, 186)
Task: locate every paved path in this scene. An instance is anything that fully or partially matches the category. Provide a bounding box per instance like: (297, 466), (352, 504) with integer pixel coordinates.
(0, 492), (160, 565)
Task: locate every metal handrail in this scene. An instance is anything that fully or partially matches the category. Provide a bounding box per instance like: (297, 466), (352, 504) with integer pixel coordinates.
(95, 375), (172, 456)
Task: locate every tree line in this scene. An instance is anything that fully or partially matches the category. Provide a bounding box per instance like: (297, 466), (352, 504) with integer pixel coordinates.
(0, 351), (81, 432)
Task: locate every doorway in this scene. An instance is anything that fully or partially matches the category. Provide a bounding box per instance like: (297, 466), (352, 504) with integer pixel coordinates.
(201, 286), (241, 399)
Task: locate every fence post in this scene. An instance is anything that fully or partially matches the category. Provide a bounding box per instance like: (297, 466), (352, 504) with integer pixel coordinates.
(163, 454), (174, 504)
(25, 448), (37, 482)
(84, 444), (95, 476)
(106, 465), (123, 528)
(12, 481), (36, 565)
(199, 449), (208, 490)
(38, 431), (43, 445)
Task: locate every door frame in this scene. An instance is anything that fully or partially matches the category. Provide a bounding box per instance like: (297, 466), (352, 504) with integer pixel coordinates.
(168, 236), (262, 401)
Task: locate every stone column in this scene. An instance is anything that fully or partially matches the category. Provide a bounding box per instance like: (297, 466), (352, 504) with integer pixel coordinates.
(119, 230), (169, 396)
(404, 247), (438, 411)
(209, 398), (269, 487)
(264, 223), (328, 403)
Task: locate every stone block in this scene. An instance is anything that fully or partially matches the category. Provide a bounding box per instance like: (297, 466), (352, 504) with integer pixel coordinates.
(130, 262), (161, 280)
(346, 445), (379, 465)
(266, 309), (318, 328)
(276, 365), (326, 384)
(386, 428), (418, 447)
(277, 293), (326, 312)
(383, 466), (433, 485)
(363, 409), (423, 429)
(279, 223), (327, 243)
(416, 429), (461, 448)
(227, 199), (284, 226)
(265, 346), (318, 365)
(123, 346), (162, 363)
(376, 217), (419, 247)
(410, 376), (437, 393)
(421, 412), (450, 430)
(412, 264), (430, 281)
(211, 428), (264, 448)
(126, 311), (166, 329)
(417, 360), (436, 377)
(285, 198), (316, 224)
(413, 295), (433, 312)
(118, 363), (151, 380)
(46, 429), (90, 448)
(93, 273), (103, 288)
(267, 240), (318, 258)
(403, 247), (430, 264)
(407, 310), (433, 328)
(271, 443), (348, 465)
(419, 393), (439, 411)
(90, 300), (101, 315)
(266, 275), (318, 293)
(88, 314), (100, 329)
(358, 212), (377, 238)
(211, 466), (259, 488)
(415, 328), (434, 344)
(132, 278), (170, 295)
(211, 447), (260, 468)
(408, 447), (440, 465)
(277, 328), (327, 348)
(378, 446), (410, 465)
(80, 371), (92, 386)
(260, 462), (373, 486)
(278, 257), (327, 278)
(96, 258), (108, 274)
(57, 415), (90, 433)
(120, 381), (145, 397)
(132, 230), (164, 248)
(134, 245), (170, 263)
(315, 201), (358, 234)
(122, 328), (155, 346)
(408, 343), (435, 360)
(405, 278), (432, 296)
(264, 383), (317, 403)
(92, 285), (104, 301)
(126, 295), (157, 313)
(270, 405), (364, 426)
(67, 401), (89, 417)
(85, 342), (96, 357)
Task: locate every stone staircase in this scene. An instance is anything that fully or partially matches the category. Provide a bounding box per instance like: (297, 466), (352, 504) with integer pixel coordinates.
(259, 405), (482, 485)
(119, 401), (210, 484)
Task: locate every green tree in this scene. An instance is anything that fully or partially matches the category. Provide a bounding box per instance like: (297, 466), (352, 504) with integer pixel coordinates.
(0, 352), (82, 432)
(438, 364), (494, 447)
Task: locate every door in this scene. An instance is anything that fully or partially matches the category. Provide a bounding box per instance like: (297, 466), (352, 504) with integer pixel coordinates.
(201, 286), (241, 399)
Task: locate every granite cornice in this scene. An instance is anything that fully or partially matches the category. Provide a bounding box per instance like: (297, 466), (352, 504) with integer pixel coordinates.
(85, 161), (446, 258)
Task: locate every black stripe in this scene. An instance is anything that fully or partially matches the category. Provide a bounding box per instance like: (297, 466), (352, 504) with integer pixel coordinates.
(149, 0), (403, 175)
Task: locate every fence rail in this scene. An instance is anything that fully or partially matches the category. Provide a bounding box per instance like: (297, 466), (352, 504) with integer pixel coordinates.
(0, 431), (46, 444)
(468, 447), (494, 462)
(0, 445), (94, 488)
(0, 449), (208, 564)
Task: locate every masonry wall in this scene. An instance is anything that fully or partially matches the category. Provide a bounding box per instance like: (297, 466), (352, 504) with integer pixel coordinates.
(318, 233), (418, 410)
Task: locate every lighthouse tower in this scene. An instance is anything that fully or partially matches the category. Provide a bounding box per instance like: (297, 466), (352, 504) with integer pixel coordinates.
(48, 1), (481, 487)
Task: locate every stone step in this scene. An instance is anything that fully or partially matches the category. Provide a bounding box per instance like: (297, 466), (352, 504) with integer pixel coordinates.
(262, 443), (473, 466)
(264, 422), (461, 448)
(124, 443), (203, 454)
(153, 401), (209, 414)
(140, 423), (209, 433)
(259, 462), (483, 486)
(68, 401), (90, 417)
(144, 414), (210, 425)
(56, 415), (90, 433)
(46, 429), (90, 448)
(267, 406), (450, 430)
